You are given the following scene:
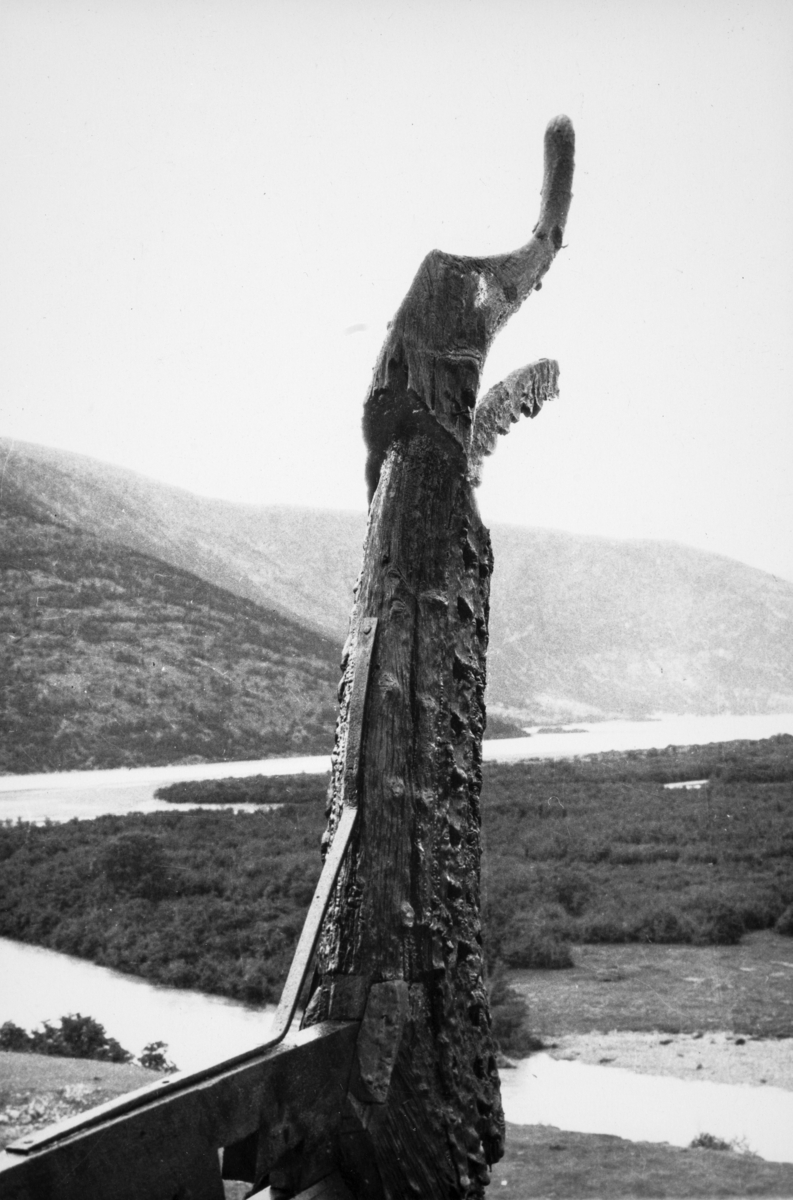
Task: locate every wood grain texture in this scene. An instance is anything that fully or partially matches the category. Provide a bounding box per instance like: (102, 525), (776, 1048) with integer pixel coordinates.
(469, 358), (560, 484)
(306, 117), (575, 1198)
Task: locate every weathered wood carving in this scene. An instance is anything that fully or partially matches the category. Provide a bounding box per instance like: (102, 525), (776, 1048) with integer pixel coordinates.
(300, 115), (575, 1199)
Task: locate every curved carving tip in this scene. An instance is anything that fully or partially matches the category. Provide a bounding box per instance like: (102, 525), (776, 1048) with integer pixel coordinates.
(481, 115), (575, 340)
(469, 358), (559, 485)
(362, 117), (574, 500)
(537, 115), (575, 245)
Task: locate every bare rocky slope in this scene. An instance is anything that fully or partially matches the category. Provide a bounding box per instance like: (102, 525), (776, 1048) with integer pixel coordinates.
(3, 436), (793, 725)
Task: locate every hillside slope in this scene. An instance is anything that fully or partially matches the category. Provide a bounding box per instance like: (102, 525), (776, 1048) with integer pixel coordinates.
(3, 437), (793, 723)
(0, 488), (339, 773)
(0, 438), (360, 638)
(487, 527), (793, 721)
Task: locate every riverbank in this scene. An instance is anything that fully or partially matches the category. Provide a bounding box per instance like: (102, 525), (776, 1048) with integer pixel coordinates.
(491, 1123), (793, 1197)
(547, 1029), (793, 1090)
(5, 1057), (793, 1199)
(496, 932), (793, 1179)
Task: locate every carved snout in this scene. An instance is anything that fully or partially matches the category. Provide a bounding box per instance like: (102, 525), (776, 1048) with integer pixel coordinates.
(362, 116), (575, 500)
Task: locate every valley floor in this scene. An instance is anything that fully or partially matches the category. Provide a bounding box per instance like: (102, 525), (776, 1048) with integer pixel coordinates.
(491, 933), (793, 1197)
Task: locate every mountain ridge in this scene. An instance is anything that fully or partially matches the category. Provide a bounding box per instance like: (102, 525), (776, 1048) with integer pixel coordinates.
(3, 436), (792, 723)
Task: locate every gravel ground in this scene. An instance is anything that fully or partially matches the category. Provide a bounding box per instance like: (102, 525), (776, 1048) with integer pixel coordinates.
(547, 1030), (793, 1091)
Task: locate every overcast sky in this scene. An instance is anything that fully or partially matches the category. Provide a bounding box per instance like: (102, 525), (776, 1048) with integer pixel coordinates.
(2, 0), (792, 581)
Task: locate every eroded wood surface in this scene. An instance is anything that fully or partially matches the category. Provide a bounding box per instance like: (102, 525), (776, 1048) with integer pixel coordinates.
(304, 117), (575, 1199)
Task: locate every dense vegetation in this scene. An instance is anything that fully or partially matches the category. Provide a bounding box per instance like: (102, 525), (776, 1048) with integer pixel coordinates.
(0, 494), (340, 773)
(157, 773), (331, 806)
(1, 738), (791, 1018)
(0, 806), (317, 1004)
(481, 735), (793, 967)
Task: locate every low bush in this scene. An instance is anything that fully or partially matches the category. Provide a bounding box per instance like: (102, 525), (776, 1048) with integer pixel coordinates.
(488, 965), (543, 1058)
(690, 1133), (734, 1152)
(0, 1021), (31, 1052)
(776, 904), (793, 936)
(686, 898), (745, 946)
(632, 907), (695, 944)
(499, 914), (574, 970)
(138, 1041), (177, 1073)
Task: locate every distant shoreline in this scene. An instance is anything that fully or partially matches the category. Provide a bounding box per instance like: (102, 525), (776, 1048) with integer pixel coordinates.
(3, 712), (793, 792)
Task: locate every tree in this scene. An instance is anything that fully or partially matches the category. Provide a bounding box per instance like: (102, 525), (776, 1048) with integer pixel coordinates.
(138, 1040), (177, 1073)
(301, 116), (575, 1199)
(1, 1014), (133, 1063)
(100, 830), (169, 899)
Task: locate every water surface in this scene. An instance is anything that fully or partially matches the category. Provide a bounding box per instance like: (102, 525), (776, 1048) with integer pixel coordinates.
(2, 937), (791, 1162)
(500, 1051), (793, 1163)
(3, 712), (793, 1161)
(0, 937), (275, 1072)
(2, 712), (792, 824)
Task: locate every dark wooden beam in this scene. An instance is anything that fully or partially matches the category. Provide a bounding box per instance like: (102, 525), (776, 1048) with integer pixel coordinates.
(0, 1021), (358, 1200)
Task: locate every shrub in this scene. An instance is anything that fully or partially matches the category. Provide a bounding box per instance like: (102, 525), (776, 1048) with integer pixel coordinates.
(577, 914), (631, 943)
(488, 965), (543, 1058)
(0, 1014), (133, 1063)
(689, 1133), (733, 1152)
(546, 867), (591, 916)
(500, 915), (574, 969)
(101, 832), (171, 899)
(776, 904), (793, 937)
(0, 1020), (32, 1052)
(687, 899), (745, 945)
(138, 1041), (177, 1073)
(633, 907), (694, 944)
(737, 888), (788, 932)
(30, 1013), (132, 1062)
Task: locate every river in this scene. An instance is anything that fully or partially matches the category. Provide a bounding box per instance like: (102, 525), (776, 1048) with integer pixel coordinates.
(2, 937), (792, 1163)
(2, 712), (792, 823)
(2, 711), (793, 1161)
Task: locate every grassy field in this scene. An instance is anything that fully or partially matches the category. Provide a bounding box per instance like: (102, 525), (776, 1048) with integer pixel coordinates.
(491, 1123), (793, 1198)
(512, 930), (793, 1038)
